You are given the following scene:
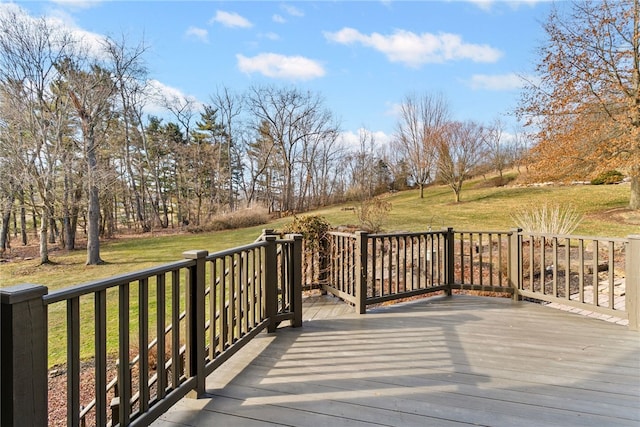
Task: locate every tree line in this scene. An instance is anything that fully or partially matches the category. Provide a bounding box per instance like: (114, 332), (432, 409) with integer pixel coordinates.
(0, 8), (404, 265)
(3, 0), (636, 265)
(0, 7), (530, 265)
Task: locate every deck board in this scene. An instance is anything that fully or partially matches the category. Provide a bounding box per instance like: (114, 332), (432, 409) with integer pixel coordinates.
(152, 294), (640, 427)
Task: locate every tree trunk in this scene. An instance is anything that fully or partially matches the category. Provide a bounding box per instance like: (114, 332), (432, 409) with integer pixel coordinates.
(86, 127), (103, 265)
(419, 183), (425, 199)
(48, 216), (57, 244)
(86, 185), (102, 264)
(39, 208), (49, 264)
(630, 171), (640, 210)
(19, 189), (27, 245)
(29, 188), (38, 238)
(0, 194), (14, 253)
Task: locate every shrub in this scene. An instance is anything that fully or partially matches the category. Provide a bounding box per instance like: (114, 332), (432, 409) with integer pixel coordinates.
(512, 203), (582, 236)
(591, 170), (624, 185)
(187, 207), (270, 233)
(355, 196), (392, 233)
(282, 215), (331, 249)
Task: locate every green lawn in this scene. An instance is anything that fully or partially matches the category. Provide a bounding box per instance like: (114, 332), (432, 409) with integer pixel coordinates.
(2, 178), (635, 291)
(1, 178), (636, 366)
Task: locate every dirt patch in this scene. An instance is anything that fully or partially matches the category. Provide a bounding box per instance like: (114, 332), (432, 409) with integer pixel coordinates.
(587, 207), (640, 226)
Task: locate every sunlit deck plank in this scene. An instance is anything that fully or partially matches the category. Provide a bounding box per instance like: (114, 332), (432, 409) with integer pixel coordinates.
(153, 294), (640, 427)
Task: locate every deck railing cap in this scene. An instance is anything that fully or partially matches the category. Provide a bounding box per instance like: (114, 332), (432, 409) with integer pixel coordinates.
(182, 250), (209, 259)
(0, 283), (48, 304)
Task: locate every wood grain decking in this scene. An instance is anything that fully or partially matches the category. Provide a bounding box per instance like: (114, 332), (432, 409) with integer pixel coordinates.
(152, 294), (640, 427)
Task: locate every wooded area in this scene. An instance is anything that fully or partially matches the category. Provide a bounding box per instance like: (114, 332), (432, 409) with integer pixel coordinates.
(1, 0), (637, 265)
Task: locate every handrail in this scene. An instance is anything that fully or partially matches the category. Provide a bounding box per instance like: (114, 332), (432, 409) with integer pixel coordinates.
(520, 231), (628, 243)
(0, 229), (636, 427)
(43, 259), (194, 304)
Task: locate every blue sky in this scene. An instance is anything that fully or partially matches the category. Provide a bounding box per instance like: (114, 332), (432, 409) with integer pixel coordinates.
(3, 0), (552, 145)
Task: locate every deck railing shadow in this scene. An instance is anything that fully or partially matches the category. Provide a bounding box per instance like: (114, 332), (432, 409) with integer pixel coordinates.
(166, 294), (638, 426)
(177, 299), (485, 426)
(1, 228), (638, 426)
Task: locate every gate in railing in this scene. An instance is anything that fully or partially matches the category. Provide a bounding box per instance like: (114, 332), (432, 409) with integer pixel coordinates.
(0, 232), (302, 427)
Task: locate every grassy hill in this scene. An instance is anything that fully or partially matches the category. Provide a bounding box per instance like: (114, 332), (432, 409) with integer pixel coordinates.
(1, 175), (637, 291)
(316, 176), (636, 237)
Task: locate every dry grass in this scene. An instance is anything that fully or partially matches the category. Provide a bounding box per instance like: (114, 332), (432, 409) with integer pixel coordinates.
(512, 203), (583, 235)
(186, 207), (270, 233)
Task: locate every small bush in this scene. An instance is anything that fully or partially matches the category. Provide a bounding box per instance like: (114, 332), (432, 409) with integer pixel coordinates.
(591, 170), (624, 185)
(282, 215), (331, 249)
(355, 196), (392, 233)
(512, 203), (582, 236)
(187, 207), (270, 233)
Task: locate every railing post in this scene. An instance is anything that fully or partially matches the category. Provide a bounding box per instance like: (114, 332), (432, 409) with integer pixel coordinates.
(264, 234), (279, 332)
(626, 235), (640, 331)
(509, 228), (523, 301)
(0, 284), (48, 426)
(287, 233), (304, 327)
(355, 231), (368, 314)
(183, 250), (208, 398)
(318, 236), (329, 294)
(443, 227), (454, 296)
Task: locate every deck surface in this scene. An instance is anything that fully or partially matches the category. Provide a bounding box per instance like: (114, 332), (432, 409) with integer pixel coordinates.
(153, 294), (640, 427)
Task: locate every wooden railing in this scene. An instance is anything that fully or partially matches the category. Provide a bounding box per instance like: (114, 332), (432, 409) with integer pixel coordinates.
(516, 232), (634, 322)
(312, 229), (639, 328)
(1, 228), (638, 426)
(0, 231), (302, 427)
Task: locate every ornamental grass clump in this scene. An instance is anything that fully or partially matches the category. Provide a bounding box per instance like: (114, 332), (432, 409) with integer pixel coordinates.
(512, 203), (582, 236)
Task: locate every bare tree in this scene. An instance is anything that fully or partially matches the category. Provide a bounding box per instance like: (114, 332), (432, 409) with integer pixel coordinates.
(104, 34), (152, 231)
(245, 85), (339, 212)
(437, 121), (485, 203)
(0, 7), (75, 263)
(160, 92), (198, 223)
(483, 117), (511, 181)
(346, 128), (384, 200)
(211, 86), (243, 212)
(242, 120), (278, 209)
(59, 57), (116, 265)
(392, 92), (450, 198)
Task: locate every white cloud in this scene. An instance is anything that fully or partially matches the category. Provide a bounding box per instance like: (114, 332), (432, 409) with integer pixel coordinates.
(236, 53), (325, 80)
(0, 3), (105, 60)
(261, 32), (280, 41)
(468, 73), (527, 90)
(210, 10), (252, 29)
(384, 102), (404, 119)
(325, 28), (502, 67)
(272, 14), (286, 24)
(467, 0), (547, 11)
(339, 128), (391, 149)
(50, 0), (102, 9)
(185, 26), (208, 43)
(467, 0), (494, 11)
(146, 79), (203, 115)
(281, 4), (304, 17)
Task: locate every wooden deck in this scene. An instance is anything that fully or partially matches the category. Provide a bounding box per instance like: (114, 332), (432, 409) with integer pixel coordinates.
(152, 294), (640, 427)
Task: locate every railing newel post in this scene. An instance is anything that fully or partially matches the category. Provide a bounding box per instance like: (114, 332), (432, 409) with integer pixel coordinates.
(183, 249), (208, 398)
(264, 234), (279, 332)
(442, 227), (454, 296)
(0, 284), (49, 427)
(355, 231), (368, 314)
(287, 233), (304, 327)
(626, 235), (640, 331)
(509, 228), (523, 301)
